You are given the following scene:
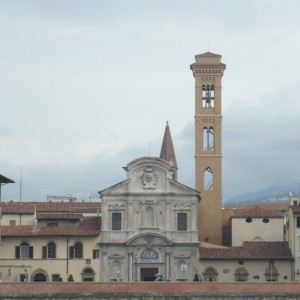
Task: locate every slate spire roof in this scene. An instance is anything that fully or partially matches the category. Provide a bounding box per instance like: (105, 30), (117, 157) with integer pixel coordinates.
(160, 121), (177, 169)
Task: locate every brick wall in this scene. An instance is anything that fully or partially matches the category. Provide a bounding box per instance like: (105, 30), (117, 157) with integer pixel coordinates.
(0, 282), (300, 299)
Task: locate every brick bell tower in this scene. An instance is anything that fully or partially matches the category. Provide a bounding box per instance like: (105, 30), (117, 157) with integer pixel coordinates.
(190, 52), (226, 245)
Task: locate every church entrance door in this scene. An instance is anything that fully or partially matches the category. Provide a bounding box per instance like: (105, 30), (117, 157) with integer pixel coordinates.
(140, 267), (158, 281)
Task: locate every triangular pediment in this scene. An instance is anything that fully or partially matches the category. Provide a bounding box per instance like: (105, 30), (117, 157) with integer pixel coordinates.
(168, 180), (200, 196)
(99, 179), (130, 195)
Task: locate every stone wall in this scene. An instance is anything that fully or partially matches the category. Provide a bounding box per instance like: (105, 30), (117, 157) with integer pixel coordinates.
(0, 282), (300, 299)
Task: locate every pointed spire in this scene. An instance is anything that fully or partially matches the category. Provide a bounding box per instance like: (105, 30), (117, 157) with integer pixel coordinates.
(160, 121), (178, 171)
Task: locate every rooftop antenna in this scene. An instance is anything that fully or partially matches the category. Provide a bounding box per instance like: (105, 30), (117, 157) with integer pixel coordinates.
(149, 144), (151, 156)
(207, 39), (210, 52)
(19, 166), (23, 202)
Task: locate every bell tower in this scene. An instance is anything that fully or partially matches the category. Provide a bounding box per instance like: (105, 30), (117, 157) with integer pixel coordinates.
(190, 52), (226, 245)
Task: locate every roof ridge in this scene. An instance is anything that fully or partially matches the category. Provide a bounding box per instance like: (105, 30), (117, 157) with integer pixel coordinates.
(257, 205), (282, 217)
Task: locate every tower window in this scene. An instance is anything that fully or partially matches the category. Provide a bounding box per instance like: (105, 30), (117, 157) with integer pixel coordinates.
(203, 127), (214, 151)
(202, 85), (215, 107)
(204, 167), (213, 190)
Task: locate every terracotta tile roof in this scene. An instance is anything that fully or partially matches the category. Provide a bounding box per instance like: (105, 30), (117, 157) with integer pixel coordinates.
(225, 203), (289, 217)
(200, 241), (293, 260)
(232, 205), (282, 218)
(35, 202), (101, 213)
(1, 201), (101, 214)
(0, 202), (35, 214)
(1, 217), (101, 237)
(258, 203), (289, 215)
(36, 213), (83, 220)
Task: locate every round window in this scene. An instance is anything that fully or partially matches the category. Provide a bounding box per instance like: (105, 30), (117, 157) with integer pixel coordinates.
(263, 218), (269, 223)
(246, 218), (252, 223)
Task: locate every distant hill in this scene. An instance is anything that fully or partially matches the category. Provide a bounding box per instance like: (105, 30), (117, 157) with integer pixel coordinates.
(223, 183), (300, 207)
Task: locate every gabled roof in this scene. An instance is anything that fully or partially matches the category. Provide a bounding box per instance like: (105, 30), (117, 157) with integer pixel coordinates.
(200, 241), (293, 260)
(195, 51), (222, 57)
(1, 217), (101, 237)
(160, 121), (177, 168)
(232, 205), (283, 218)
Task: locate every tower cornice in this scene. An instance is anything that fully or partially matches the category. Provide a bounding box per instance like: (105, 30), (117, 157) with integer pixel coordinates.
(190, 64), (226, 76)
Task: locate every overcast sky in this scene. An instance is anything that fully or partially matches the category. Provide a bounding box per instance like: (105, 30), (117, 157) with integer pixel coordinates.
(1, 0), (300, 202)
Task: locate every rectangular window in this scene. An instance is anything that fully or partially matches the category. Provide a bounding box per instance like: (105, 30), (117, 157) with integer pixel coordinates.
(52, 274), (61, 282)
(47, 223), (58, 227)
(83, 277), (94, 282)
(297, 217), (300, 228)
(177, 213), (187, 231)
(93, 249), (99, 259)
(112, 213), (121, 230)
(20, 274), (27, 282)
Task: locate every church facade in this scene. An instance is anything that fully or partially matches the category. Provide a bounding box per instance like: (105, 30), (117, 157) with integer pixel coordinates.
(99, 152), (200, 281)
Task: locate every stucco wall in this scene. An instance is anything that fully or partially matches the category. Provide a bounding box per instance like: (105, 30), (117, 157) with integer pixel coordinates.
(199, 259), (292, 282)
(2, 213), (34, 226)
(232, 217), (284, 246)
(0, 235), (100, 282)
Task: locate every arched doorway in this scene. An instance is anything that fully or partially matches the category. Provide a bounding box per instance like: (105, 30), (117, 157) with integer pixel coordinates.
(33, 273), (47, 282)
(31, 269), (49, 282)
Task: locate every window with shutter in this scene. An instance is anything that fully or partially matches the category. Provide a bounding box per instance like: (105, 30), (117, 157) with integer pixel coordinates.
(69, 246), (74, 259)
(15, 246), (20, 259)
(47, 242), (56, 259)
(42, 246), (47, 259)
